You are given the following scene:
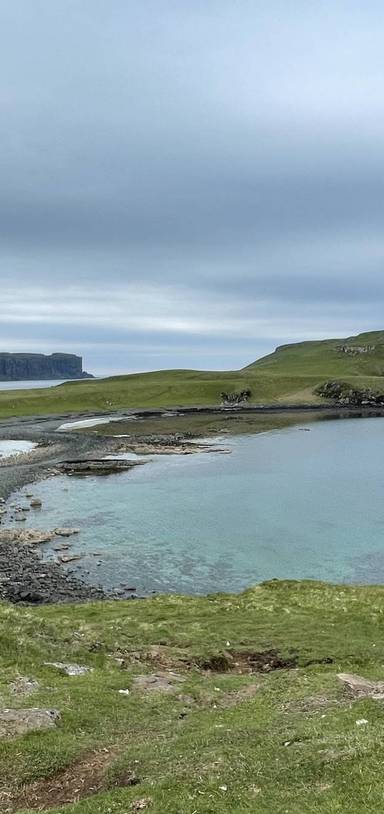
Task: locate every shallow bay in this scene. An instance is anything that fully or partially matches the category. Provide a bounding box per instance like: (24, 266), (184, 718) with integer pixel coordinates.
(8, 416), (384, 594)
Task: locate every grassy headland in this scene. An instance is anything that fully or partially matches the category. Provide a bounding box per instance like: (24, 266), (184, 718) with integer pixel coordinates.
(3, 580), (384, 812)
(1, 331), (384, 419)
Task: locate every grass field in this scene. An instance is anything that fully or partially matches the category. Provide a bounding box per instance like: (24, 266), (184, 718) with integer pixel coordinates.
(2, 580), (384, 813)
(1, 331), (384, 419)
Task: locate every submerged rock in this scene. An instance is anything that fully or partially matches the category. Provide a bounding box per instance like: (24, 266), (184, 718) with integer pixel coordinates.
(54, 527), (80, 537)
(57, 553), (84, 564)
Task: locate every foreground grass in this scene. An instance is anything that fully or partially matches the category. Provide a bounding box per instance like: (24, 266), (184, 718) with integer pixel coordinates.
(2, 581), (384, 812)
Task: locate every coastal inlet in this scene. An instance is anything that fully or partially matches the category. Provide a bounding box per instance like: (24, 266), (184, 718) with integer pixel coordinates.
(2, 416), (384, 596)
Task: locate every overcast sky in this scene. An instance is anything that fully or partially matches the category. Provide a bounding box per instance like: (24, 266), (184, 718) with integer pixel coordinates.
(1, 1), (384, 375)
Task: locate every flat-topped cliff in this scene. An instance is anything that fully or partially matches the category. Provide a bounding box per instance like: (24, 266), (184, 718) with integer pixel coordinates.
(0, 353), (93, 381)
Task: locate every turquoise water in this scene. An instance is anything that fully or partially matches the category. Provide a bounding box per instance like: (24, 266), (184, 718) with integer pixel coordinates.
(9, 416), (384, 594)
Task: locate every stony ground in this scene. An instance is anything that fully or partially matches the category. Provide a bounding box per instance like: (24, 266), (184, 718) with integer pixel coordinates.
(0, 422), (115, 603)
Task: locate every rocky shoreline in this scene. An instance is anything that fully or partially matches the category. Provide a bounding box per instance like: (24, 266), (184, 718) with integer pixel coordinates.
(0, 537), (105, 604)
(0, 424), (132, 604)
(0, 415), (227, 605)
(2, 403), (383, 606)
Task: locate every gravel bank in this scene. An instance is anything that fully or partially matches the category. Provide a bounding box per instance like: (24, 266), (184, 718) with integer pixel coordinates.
(0, 538), (105, 603)
(0, 418), (116, 603)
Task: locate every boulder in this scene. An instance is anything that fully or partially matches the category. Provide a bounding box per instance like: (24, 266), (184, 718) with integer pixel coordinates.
(0, 708), (60, 738)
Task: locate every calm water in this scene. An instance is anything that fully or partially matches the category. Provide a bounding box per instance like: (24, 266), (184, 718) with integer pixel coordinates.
(9, 417), (384, 594)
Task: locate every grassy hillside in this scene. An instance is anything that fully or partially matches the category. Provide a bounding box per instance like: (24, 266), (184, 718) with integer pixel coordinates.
(3, 581), (384, 812)
(1, 332), (384, 418)
(245, 331), (384, 377)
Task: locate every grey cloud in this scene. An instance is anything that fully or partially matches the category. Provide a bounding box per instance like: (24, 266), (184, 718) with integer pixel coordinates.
(1, 1), (384, 373)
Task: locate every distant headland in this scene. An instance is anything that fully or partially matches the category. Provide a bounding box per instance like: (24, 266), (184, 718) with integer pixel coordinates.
(0, 353), (93, 381)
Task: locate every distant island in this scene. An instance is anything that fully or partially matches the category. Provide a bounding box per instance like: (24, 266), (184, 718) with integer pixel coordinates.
(0, 353), (93, 381)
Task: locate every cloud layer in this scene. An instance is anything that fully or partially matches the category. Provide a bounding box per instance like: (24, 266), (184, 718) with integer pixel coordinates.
(1, 1), (384, 374)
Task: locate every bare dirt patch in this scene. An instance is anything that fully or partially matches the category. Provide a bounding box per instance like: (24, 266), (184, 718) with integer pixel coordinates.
(132, 672), (186, 693)
(207, 683), (260, 709)
(1, 748), (139, 813)
(198, 649), (299, 673)
(282, 695), (340, 715)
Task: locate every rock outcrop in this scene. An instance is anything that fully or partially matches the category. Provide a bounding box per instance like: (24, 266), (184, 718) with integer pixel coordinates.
(314, 380), (384, 406)
(220, 389), (251, 406)
(0, 353), (93, 381)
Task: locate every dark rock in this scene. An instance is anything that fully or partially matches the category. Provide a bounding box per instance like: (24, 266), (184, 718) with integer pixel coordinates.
(315, 380), (384, 406)
(220, 389), (251, 406)
(58, 459), (141, 476)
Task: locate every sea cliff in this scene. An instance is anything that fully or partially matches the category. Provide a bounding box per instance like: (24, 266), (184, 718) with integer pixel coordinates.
(0, 352), (93, 381)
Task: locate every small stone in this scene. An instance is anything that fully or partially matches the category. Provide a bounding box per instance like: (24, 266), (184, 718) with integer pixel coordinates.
(54, 528), (80, 537)
(44, 662), (92, 676)
(118, 689), (130, 696)
(356, 719), (368, 726)
(30, 499), (42, 508)
(10, 677), (40, 696)
(130, 800), (152, 812)
(58, 554), (83, 564)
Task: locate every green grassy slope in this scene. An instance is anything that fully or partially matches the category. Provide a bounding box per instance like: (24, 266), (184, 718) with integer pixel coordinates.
(1, 331), (384, 418)
(245, 330), (384, 377)
(3, 581), (384, 812)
